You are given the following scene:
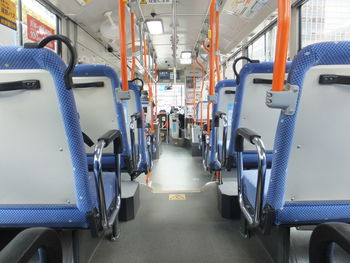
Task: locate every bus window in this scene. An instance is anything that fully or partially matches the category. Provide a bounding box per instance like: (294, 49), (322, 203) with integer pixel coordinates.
(301, 0), (350, 48)
(248, 35), (266, 62)
(21, 0), (58, 51)
(0, 0), (18, 46)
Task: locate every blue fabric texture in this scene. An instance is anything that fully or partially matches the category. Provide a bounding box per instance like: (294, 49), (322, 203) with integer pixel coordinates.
(207, 79), (236, 170)
(226, 62), (291, 168)
(0, 47), (118, 228)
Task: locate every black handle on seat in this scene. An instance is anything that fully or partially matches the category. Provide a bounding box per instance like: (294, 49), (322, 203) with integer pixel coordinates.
(214, 111), (226, 128)
(225, 90), (235, 94)
(73, 82), (104, 88)
(253, 79), (287, 85)
(131, 112), (143, 129)
(309, 222), (350, 263)
(232, 56), (260, 85)
(319, 74), (350, 85)
(129, 78), (144, 92)
(0, 80), (40, 92)
(235, 128), (261, 152)
(0, 228), (62, 263)
(98, 129), (123, 153)
(24, 35), (77, 90)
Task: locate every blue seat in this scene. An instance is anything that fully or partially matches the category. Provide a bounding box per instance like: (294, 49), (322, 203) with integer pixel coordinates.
(237, 41), (350, 229)
(124, 82), (151, 177)
(0, 43), (122, 233)
(72, 64), (132, 173)
(207, 79), (236, 172)
(227, 62), (291, 169)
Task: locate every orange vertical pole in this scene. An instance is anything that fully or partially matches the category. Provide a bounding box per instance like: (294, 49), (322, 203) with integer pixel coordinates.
(131, 11), (136, 79)
(272, 0), (291, 92)
(192, 62), (197, 122)
(215, 10), (221, 82)
(155, 64), (158, 117)
(118, 0), (128, 91)
(207, 0), (216, 134)
(144, 39), (154, 132)
(196, 57), (205, 129)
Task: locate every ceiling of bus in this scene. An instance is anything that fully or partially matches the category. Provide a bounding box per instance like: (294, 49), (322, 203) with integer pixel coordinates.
(47, 0), (297, 70)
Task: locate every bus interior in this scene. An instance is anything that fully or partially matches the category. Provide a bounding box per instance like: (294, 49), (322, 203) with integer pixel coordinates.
(0, 0), (350, 262)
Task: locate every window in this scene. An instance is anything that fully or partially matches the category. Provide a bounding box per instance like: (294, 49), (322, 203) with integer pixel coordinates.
(0, 0), (59, 48)
(301, 0), (350, 47)
(0, 0), (19, 46)
(248, 34), (266, 61)
(266, 25), (277, 61)
(21, 0), (58, 50)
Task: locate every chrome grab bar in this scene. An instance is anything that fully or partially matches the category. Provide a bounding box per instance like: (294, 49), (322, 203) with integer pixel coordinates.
(235, 128), (267, 228)
(93, 130), (123, 231)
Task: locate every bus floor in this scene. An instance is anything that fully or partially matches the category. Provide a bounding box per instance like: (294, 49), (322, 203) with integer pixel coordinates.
(91, 144), (271, 263)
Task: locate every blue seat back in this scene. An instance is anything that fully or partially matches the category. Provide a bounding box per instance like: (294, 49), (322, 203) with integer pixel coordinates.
(123, 82), (150, 172)
(72, 65), (131, 166)
(227, 62), (291, 166)
(268, 42), (350, 214)
(208, 79), (236, 169)
(0, 47), (117, 228)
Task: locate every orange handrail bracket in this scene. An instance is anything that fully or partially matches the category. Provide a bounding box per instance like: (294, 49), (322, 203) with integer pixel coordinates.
(272, 0), (291, 92)
(131, 12), (136, 79)
(196, 57), (205, 129)
(118, 0), (128, 91)
(215, 10), (221, 82)
(202, 40), (210, 53)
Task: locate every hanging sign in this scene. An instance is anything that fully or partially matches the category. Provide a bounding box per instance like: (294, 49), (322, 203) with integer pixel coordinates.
(0, 0), (17, 30)
(27, 15), (55, 50)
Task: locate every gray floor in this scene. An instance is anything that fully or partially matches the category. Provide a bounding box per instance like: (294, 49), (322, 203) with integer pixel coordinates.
(91, 183), (271, 263)
(146, 144), (214, 191)
(91, 144), (271, 263)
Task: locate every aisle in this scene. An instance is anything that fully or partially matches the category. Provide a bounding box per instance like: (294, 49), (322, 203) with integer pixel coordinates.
(91, 144), (271, 263)
(91, 183), (271, 263)
(142, 144), (213, 192)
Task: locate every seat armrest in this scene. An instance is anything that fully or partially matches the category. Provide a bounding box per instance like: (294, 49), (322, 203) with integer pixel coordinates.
(235, 128), (262, 152)
(98, 130), (123, 153)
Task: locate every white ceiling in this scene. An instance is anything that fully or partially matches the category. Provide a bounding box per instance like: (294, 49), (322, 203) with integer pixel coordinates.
(47, 0), (290, 70)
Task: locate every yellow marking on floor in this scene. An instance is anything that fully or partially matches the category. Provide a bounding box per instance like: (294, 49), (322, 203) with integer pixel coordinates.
(169, 194), (186, 201)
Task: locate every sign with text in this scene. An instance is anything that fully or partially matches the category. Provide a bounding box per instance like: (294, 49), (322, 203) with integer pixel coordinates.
(0, 0), (16, 30)
(27, 15), (55, 50)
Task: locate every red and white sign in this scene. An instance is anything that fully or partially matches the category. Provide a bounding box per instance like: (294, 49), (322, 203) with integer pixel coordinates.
(27, 15), (55, 50)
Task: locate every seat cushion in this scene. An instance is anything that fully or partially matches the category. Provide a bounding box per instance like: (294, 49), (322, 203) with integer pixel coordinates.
(242, 169), (271, 208)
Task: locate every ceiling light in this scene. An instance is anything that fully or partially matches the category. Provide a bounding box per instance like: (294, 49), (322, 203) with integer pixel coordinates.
(181, 51), (192, 59)
(146, 19), (164, 35)
(180, 58), (192, 65)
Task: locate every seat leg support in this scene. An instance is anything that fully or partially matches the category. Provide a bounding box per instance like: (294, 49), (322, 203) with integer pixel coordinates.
(111, 217), (120, 241)
(255, 226), (290, 263)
